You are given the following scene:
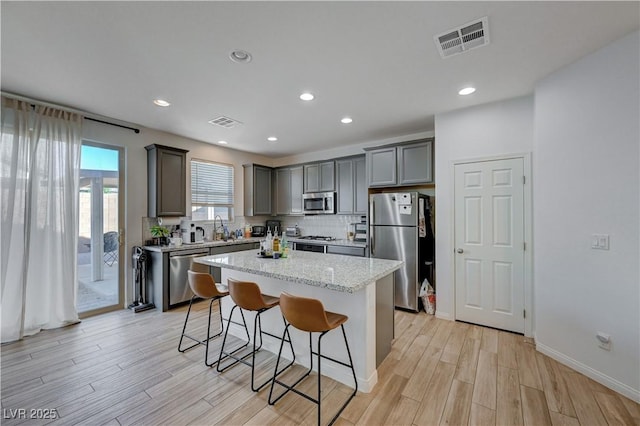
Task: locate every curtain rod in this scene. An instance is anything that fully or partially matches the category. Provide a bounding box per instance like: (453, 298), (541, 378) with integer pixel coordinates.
(1, 91), (141, 134)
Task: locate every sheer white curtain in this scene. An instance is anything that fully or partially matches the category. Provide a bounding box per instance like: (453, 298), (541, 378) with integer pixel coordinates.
(1, 96), (83, 342)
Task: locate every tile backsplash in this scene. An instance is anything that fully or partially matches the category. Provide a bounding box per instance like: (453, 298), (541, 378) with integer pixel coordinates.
(143, 214), (366, 244)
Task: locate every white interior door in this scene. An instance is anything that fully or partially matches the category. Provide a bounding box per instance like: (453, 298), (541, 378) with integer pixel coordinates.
(454, 158), (525, 333)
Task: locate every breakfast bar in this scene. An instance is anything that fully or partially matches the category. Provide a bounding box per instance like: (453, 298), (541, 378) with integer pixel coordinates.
(194, 249), (403, 393)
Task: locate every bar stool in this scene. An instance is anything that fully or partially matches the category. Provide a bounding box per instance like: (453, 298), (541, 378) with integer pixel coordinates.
(178, 270), (232, 367)
(268, 292), (358, 426)
(216, 278), (295, 392)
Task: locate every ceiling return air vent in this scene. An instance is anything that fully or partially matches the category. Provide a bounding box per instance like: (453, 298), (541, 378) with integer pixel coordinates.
(208, 115), (243, 128)
(434, 17), (490, 58)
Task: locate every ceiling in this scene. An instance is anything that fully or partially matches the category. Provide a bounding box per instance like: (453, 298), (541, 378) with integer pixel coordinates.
(2, 2), (638, 158)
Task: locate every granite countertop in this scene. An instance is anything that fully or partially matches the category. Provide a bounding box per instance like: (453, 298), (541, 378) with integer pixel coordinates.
(194, 250), (402, 293)
(144, 237), (263, 253)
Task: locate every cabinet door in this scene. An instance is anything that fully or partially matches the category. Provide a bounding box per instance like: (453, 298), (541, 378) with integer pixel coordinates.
(304, 164), (319, 193)
(354, 156), (368, 214)
(319, 161), (335, 191)
(367, 147), (397, 187)
(254, 166), (272, 215)
(290, 166), (304, 214)
(275, 168), (291, 215)
(156, 147), (187, 216)
(398, 140), (433, 185)
(336, 159), (354, 214)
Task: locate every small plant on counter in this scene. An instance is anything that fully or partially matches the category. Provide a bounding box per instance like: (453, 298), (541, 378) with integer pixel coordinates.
(150, 225), (170, 245)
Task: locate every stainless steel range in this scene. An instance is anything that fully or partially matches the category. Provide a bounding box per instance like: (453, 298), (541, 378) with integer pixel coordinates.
(294, 235), (335, 253)
(297, 235), (336, 241)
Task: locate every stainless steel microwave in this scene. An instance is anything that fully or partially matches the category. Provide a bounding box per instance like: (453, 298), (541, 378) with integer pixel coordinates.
(303, 192), (336, 214)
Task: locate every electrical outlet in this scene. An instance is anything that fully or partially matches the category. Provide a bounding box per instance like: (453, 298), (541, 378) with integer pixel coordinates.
(591, 234), (610, 250)
(596, 332), (611, 351)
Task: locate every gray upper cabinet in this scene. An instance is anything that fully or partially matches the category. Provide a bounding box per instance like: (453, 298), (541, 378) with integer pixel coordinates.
(336, 156), (367, 215)
(243, 164), (273, 216)
(304, 161), (335, 193)
(275, 168), (291, 215)
(366, 138), (434, 187)
(398, 140), (433, 185)
(275, 165), (303, 215)
(146, 144), (188, 217)
(354, 156), (367, 213)
(290, 166), (303, 214)
(366, 147), (397, 187)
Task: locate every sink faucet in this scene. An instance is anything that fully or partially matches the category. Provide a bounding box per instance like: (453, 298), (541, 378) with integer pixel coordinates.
(214, 215), (224, 241)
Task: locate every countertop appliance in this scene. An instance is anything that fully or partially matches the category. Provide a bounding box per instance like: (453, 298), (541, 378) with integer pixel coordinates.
(180, 219), (204, 244)
(169, 247), (210, 307)
(266, 219), (281, 234)
(352, 222), (368, 242)
(285, 226), (300, 237)
(303, 192), (336, 215)
(370, 192), (435, 312)
(251, 225), (266, 237)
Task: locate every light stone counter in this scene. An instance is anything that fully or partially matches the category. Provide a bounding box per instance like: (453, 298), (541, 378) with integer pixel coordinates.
(194, 250), (401, 293)
(194, 249), (402, 393)
(143, 237), (262, 253)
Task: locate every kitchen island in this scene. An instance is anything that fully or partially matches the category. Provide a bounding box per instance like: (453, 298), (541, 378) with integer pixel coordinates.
(194, 249), (403, 393)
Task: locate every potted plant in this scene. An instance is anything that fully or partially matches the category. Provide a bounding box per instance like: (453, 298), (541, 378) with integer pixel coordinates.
(150, 225), (170, 245)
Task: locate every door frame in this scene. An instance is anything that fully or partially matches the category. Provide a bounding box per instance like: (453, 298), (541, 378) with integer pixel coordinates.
(450, 152), (533, 336)
(78, 140), (125, 318)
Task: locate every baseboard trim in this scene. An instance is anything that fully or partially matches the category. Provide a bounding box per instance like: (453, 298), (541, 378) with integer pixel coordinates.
(536, 341), (640, 403)
(435, 311), (451, 320)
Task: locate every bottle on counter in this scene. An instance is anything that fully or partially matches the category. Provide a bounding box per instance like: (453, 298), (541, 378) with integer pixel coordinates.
(244, 224), (252, 239)
(265, 227), (273, 255)
(281, 233), (288, 258)
(273, 227), (280, 253)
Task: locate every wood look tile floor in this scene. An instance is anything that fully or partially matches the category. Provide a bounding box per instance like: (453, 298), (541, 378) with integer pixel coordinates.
(1, 301), (638, 425)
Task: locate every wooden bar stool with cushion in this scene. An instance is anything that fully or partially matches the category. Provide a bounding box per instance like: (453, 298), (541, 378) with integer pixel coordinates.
(216, 278), (295, 392)
(178, 270), (234, 367)
(268, 292), (358, 426)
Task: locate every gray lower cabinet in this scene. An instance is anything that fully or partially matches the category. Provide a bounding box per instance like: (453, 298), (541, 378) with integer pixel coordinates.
(336, 156), (367, 215)
(243, 164), (273, 216)
(304, 161), (335, 193)
(146, 144), (188, 217)
(147, 241), (260, 312)
(365, 138), (433, 187)
(275, 166), (303, 215)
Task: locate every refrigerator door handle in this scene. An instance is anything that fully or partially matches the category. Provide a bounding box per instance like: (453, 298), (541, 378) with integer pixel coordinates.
(370, 226), (375, 256)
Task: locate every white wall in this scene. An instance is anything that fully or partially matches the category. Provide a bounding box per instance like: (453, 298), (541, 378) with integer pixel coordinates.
(433, 96), (534, 320)
(82, 123), (273, 305)
(533, 31), (639, 399)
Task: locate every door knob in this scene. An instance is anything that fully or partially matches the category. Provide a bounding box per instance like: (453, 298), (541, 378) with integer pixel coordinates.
(456, 248), (464, 254)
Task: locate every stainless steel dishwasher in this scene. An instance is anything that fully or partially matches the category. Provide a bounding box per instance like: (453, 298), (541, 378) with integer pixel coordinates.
(169, 248), (210, 306)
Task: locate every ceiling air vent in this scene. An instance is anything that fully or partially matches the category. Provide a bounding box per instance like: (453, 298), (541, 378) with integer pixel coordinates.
(208, 115), (243, 128)
(434, 17), (489, 58)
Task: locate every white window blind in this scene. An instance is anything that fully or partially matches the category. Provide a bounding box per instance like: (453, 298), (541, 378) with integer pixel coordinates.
(191, 159), (234, 220)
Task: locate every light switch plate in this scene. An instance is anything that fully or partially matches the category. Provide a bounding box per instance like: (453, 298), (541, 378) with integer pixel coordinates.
(591, 234), (610, 250)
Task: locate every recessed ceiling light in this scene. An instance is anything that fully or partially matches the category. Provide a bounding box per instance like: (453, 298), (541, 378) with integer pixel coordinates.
(458, 87), (476, 96)
(299, 92), (315, 101)
(153, 99), (171, 107)
(341, 117), (353, 124)
(267, 136), (278, 142)
(217, 140), (228, 145)
(229, 50), (252, 63)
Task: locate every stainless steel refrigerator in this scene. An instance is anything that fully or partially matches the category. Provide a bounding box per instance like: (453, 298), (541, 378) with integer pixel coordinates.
(369, 192), (434, 311)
